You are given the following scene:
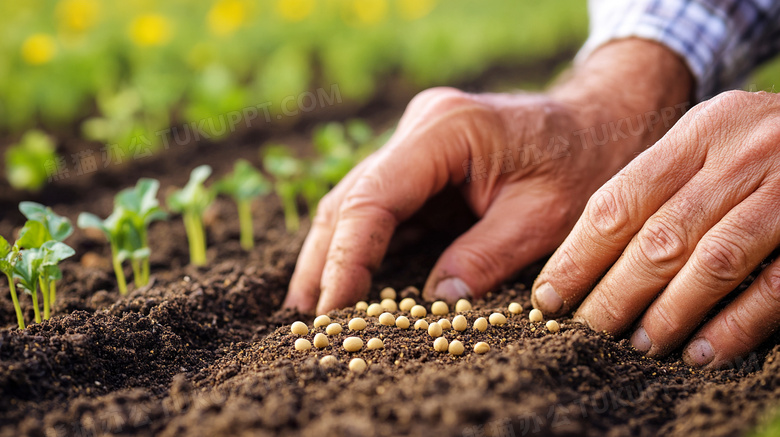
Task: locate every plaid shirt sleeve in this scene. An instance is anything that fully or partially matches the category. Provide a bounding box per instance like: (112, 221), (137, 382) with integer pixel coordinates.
(576, 0), (780, 100)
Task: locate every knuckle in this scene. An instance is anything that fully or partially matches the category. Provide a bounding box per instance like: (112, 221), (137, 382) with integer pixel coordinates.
(584, 187), (631, 240)
(722, 309), (755, 351)
(759, 266), (780, 307)
(590, 294), (631, 332)
(636, 218), (687, 268)
(313, 192), (339, 226)
(456, 244), (505, 280)
(408, 87), (470, 111)
(694, 235), (749, 284)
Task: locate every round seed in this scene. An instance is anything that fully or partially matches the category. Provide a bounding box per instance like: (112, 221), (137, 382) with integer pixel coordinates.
(414, 319), (429, 330)
(348, 318), (367, 331)
(452, 315), (468, 331)
(438, 318), (451, 331)
(489, 313), (507, 326)
(349, 357), (367, 372)
(326, 323), (343, 335)
(291, 321), (309, 336)
(428, 322), (443, 338)
(508, 302), (523, 315)
(433, 337), (449, 352)
(367, 338), (384, 350)
(546, 320), (560, 333)
(399, 297), (416, 312)
(343, 336), (364, 352)
(473, 342), (490, 354)
(319, 355), (338, 367)
(410, 305), (427, 318)
(473, 317), (488, 332)
(356, 301), (368, 311)
(380, 298), (398, 312)
(367, 303), (383, 317)
(396, 316), (410, 329)
(379, 287), (397, 300)
(455, 299), (472, 312)
(448, 340), (465, 356)
(294, 338), (312, 351)
(529, 308), (544, 323)
(431, 301), (449, 315)
(313, 315), (331, 328)
(313, 333), (329, 348)
(378, 312), (396, 326)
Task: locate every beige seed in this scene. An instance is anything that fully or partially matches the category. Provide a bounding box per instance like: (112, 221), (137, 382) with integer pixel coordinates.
(291, 321), (309, 336)
(508, 302), (523, 315)
(349, 357), (367, 372)
(313, 333), (329, 348)
(414, 319), (429, 330)
(489, 313), (507, 326)
(396, 316), (410, 329)
(356, 301), (368, 311)
(379, 287), (397, 300)
(448, 340), (465, 356)
(378, 312), (396, 326)
(319, 355), (338, 367)
(348, 318), (367, 331)
(294, 338), (312, 351)
(367, 303), (383, 317)
(546, 320), (560, 333)
(452, 315), (468, 331)
(410, 305), (427, 318)
(473, 317), (488, 332)
(529, 308), (544, 323)
(380, 298), (398, 312)
(313, 315), (331, 328)
(438, 318), (452, 331)
(473, 342), (490, 354)
(399, 297), (416, 312)
(367, 338), (384, 350)
(326, 323), (343, 335)
(343, 336), (364, 352)
(455, 299), (472, 312)
(433, 337), (449, 352)
(431, 301), (449, 316)
(428, 322), (443, 338)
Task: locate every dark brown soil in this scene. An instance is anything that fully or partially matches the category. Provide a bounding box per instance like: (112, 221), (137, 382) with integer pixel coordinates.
(1, 61), (779, 436)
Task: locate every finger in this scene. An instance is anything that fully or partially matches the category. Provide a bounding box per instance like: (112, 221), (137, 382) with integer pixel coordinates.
(531, 131), (707, 317)
(682, 255), (780, 369)
(421, 185), (574, 303)
(575, 166), (762, 335)
(284, 154), (378, 312)
(631, 185), (780, 357)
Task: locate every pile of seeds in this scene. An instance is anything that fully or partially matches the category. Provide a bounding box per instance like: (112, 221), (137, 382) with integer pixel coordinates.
(285, 286), (564, 372)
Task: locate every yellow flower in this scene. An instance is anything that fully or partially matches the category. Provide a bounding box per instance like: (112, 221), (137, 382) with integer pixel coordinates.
(129, 14), (173, 47)
(397, 0), (436, 21)
(57, 0), (100, 33)
(208, 0), (247, 36)
(21, 34), (57, 65)
(276, 0), (315, 22)
(349, 0), (387, 26)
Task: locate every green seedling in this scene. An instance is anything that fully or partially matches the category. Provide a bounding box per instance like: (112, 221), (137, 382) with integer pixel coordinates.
(215, 160), (271, 250)
(4, 130), (58, 192)
(115, 179), (167, 285)
(167, 165), (215, 266)
(12, 240), (74, 323)
(262, 146), (304, 232)
(0, 237), (24, 329)
(19, 201), (73, 305)
(78, 208), (134, 295)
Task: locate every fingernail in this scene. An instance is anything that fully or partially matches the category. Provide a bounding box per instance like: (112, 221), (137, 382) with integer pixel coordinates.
(534, 283), (563, 314)
(630, 327), (652, 353)
(683, 338), (714, 367)
(433, 277), (471, 302)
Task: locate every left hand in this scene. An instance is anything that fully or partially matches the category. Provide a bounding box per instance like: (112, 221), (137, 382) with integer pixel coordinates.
(532, 90), (780, 369)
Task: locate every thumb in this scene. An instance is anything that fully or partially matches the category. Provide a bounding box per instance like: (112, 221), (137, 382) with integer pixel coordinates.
(422, 189), (572, 302)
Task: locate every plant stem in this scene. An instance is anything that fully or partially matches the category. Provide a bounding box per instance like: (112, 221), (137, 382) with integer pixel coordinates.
(141, 257), (150, 285)
(237, 199), (254, 250)
(281, 193), (299, 233)
(30, 284), (41, 323)
(111, 246), (128, 295)
(39, 278), (50, 320)
(184, 212), (207, 266)
(131, 259), (142, 287)
(5, 274), (24, 329)
(50, 280), (56, 307)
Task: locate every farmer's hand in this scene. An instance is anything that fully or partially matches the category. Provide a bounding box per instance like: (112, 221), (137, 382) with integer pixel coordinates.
(533, 90), (780, 369)
(285, 39), (692, 315)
